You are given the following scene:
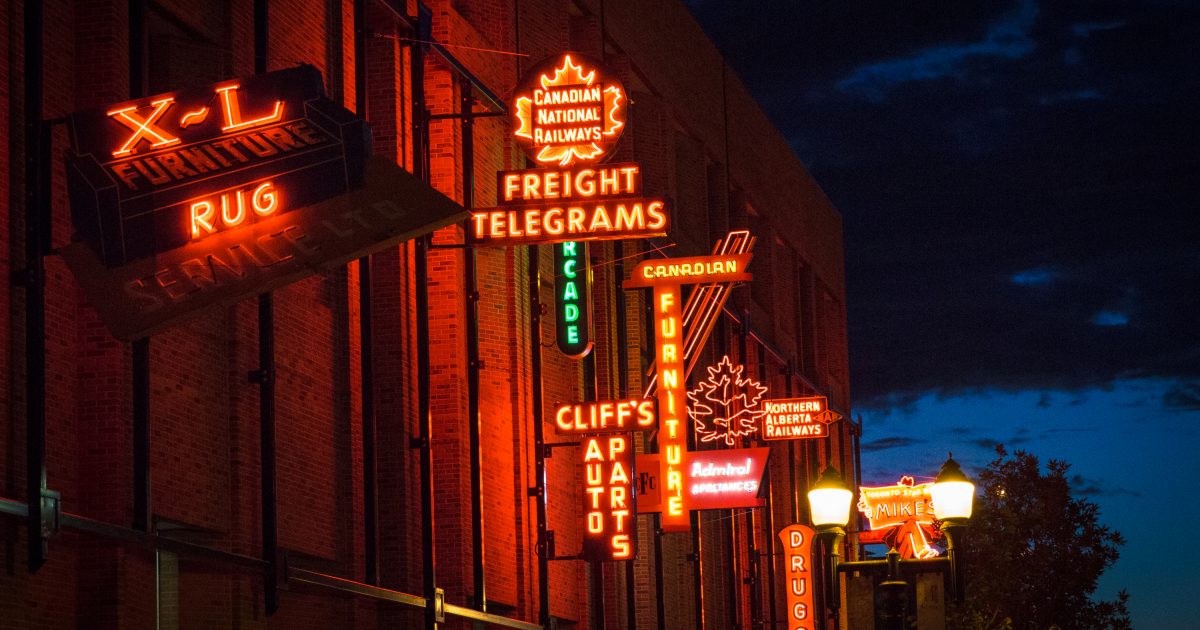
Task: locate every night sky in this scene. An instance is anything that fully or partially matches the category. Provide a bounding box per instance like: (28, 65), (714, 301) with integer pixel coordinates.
(685, 0), (1199, 626)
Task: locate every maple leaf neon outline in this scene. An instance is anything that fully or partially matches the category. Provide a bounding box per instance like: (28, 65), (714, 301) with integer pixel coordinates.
(513, 54), (626, 167)
(687, 356), (768, 447)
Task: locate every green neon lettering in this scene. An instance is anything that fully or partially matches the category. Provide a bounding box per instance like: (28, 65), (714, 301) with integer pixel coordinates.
(565, 304), (579, 322)
(562, 241), (577, 256)
(564, 281), (579, 300)
(567, 326), (580, 344)
(564, 259), (577, 278)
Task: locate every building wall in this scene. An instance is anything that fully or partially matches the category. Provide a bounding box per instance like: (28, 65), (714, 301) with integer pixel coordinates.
(0, 0), (854, 628)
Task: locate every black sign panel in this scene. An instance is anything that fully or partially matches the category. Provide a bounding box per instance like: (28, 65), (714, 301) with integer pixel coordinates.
(554, 241), (592, 357)
(66, 65), (369, 266)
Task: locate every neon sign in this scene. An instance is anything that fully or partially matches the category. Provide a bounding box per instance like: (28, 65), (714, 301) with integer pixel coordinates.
(553, 399), (655, 435)
(582, 435), (636, 561)
(623, 251), (754, 532)
(512, 53), (626, 167)
(761, 395), (842, 441)
(554, 241), (592, 357)
(688, 356), (768, 446)
(779, 524), (816, 630)
(636, 448), (769, 513)
(857, 476), (941, 559)
(66, 65), (368, 266)
(470, 53), (670, 247)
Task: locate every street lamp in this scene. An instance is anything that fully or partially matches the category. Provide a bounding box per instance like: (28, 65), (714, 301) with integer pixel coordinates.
(807, 456), (975, 628)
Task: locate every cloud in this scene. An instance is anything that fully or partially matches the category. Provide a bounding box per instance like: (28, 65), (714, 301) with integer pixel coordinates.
(1163, 382), (1200, 411)
(834, 0), (1038, 101)
(1071, 21), (1127, 37)
(1091, 310), (1130, 327)
(1011, 267), (1060, 287)
(861, 436), (926, 452)
(1070, 474), (1143, 498)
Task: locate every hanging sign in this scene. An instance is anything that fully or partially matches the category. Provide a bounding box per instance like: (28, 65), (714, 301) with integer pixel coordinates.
(553, 398), (655, 435)
(688, 355), (768, 446)
(65, 65), (369, 267)
(582, 435), (636, 561)
(512, 52), (626, 167)
(469, 53), (670, 245)
(761, 395), (842, 441)
(635, 448), (770, 513)
(779, 524), (817, 630)
(62, 157), (466, 340)
(555, 241), (592, 356)
(624, 250), (752, 532)
(857, 476), (941, 559)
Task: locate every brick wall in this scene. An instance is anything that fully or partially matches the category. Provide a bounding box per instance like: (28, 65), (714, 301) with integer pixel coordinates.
(1, 0), (852, 628)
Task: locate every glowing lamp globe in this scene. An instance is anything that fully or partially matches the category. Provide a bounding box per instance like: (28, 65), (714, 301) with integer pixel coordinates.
(807, 467), (853, 531)
(931, 456), (975, 523)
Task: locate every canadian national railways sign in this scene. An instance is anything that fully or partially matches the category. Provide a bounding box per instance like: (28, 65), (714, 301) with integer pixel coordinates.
(66, 65), (368, 267)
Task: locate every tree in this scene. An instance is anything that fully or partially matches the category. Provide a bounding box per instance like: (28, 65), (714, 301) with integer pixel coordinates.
(946, 446), (1132, 630)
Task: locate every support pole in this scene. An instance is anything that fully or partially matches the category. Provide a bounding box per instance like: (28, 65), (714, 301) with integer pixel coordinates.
(758, 349), (776, 629)
(256, 294), (278, 615)
(529, 242), (550, 628)
(352, 0), (379, 587)
(22, 0), (47, 573)
(251, 0), (278, 616)
(461, 77), (488, 620)
(613, 241), (638, 629)
(416, 233), (437, 630)
(129, 0), (152, 536)
(408, 10), (437, 627)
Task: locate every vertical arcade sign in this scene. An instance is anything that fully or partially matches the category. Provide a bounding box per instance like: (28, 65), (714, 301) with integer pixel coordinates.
(554, 241), (592, 357)
(779, 524), (817, 629)
(625, 253), (752, 531)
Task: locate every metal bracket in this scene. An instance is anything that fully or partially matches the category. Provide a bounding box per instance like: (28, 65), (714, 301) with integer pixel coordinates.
(468, 359), (485, 370)
(467, 291), (480, 302)
(39, 488), (61, 540)
(247, 369), (271, 384)
(410, 436), (428, 449)
(527, 486), (542, 498)
(433, 588), (446, 623)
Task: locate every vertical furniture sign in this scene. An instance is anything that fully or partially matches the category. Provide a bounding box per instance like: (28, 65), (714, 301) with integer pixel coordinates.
(624, 253), (753, 532)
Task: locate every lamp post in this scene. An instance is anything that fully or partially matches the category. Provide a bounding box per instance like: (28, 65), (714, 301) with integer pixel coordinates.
(807, 455), (975, 630)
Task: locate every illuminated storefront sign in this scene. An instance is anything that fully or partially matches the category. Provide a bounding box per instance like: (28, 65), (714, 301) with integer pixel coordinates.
(66, 65), (368, 267)
(625, 251), (752, 532)
(761, 395), (842, 441)
(857, 476), (941, 559)
(512, 53), (626, 167)
(554, 241), (592, 357)
(62, 157), (466, 340)
(779, 524), (816, 630)
(688, 355), (768, 446)
(582, 435), (636, 561)
(469, 53), (670, 246)
(636, 448), (770, 513)
(553, 399), (655, 435)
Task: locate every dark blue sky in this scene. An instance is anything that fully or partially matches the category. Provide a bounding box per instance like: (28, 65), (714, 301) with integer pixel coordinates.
(685, 0), (1199, 626)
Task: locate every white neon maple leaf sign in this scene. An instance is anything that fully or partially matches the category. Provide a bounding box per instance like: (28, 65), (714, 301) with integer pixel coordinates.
(688, 356), (768, 446)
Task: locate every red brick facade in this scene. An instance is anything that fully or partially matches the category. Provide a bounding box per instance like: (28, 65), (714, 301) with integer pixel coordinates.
(0, 0), (854, 628)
